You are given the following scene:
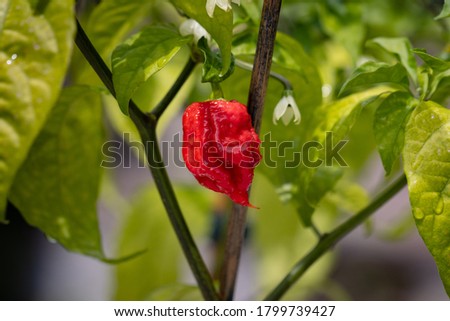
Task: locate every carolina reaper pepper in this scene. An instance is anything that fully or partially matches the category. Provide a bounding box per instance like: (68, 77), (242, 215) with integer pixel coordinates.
(182, 99), (262, 207)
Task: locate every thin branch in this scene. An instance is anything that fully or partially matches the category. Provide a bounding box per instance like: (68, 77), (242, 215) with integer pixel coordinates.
(75, 19), (116, 96)
(265, 174), (407, 300)
(129, 107), (219, 301)
(152, 58), (197, 119)
(235, 59), (293, 91)
(220, 0), (283, 301)
(75, 19), (219, 300)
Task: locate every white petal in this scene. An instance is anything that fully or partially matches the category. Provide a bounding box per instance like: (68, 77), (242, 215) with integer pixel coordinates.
(179, 19), (211, 43)
(286, 96), (301, 124)
(273, 92), (301, 126)
(232, 0), (241, 5)
(216, 0), (232, 11)
(272, 96), (289, 124)
(193, 24), (211, 43)
(206, 0), (216, 17)
(281, 107), (294, 126)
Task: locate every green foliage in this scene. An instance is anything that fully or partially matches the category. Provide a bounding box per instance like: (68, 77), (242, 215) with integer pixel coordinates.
(403, 101), (450, 296)
(250, 175), (335, 300)
(295, 87), (390, 226)
(84, 0), (154, 62)
(435, 0), (450, 20)
(413, 49), (450, 100)
(104, 50), (196, 164)
(115, 185), (212, 300)
(197, 37), (234, 83)
(373, 91), (417, 175)
(0, 0), (74, 219)
(367, 37), (418, 84)
(71, 0), (154, 85)
(170, 0), (233, 74)
(111, 25), (189, 114)
(9, 86), (104, 258)
(339, 62), (409, 96)
(0, 0), (10, 33)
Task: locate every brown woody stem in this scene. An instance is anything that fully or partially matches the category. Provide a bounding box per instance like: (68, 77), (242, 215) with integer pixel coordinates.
(219, 0), (283, 300)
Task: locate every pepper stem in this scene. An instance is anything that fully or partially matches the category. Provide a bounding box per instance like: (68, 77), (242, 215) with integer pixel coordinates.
(210, 82), (224, 100)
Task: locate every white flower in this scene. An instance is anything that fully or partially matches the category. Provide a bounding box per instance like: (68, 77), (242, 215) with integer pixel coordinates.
(273, 90), (301, 126)
(206, 0), (240, 18)
(179, 19), (211, 44)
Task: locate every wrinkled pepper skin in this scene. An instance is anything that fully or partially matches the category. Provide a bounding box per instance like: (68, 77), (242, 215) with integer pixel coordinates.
(182, 100), (262, 207)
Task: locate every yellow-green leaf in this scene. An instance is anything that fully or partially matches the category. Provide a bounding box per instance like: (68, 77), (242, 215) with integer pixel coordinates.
(374, 91), (417, 175)
(368, 37), (417, 85)
(296, 87), (389, 226)
(339, 62), (409, 96)
(111, 25), (189, 114)
(85, 0), (154, 62)
(0, 0), (75, 219)
(403, 100), (450, 296)
(0, 0), (10, 33)
(9, 86), (104, 258)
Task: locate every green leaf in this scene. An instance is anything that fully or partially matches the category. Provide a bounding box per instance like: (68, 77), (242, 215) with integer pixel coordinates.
(8, 86), (104, 258)
(325, 179), (369, 214)
(237, 0), (260, 25)
(104, 50), (195, 163)
(435, 0), (450, 20)
(339, 62), (409, 96)
(413, 49), (450, 100)
(115, 184), (212, 300)
(296, 87), (390, 226)
(251, 174), (335, 300)
(85, 0), (154, 62)
(198, 37), (234, 83)
(170, 0), (233, 74)
(305, 167), (344, 207)
(403, 100), (450, 296)
(71, 0), (154, 84)
(413, 49), (450, 72)
(368, 37), (418, 85)
(0, 0), (74, 219)
(373, 91), (417, 175)
(0, 0), (10, 33)
(295, 167), (343, 225)
(111, 25), (189, 114)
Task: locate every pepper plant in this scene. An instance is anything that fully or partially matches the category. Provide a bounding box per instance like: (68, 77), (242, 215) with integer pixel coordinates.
(1, 0), (450, 300)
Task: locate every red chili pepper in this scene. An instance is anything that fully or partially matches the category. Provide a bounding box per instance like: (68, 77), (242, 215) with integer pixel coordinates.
(182, 99), (261, 207)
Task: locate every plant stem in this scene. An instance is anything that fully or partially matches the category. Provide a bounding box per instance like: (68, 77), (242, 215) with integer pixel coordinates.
(129, 107), (219, 301)
(265, 174), (407, 300)
(75, 19), (219, 301)
(235, 59), (293, 91)
(220, 0), (283, 301)
(210, 82), (224, 99)
(152, 58), (197, 119)
(75, 19), (116, 96)
(247, 0), (283, 133)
